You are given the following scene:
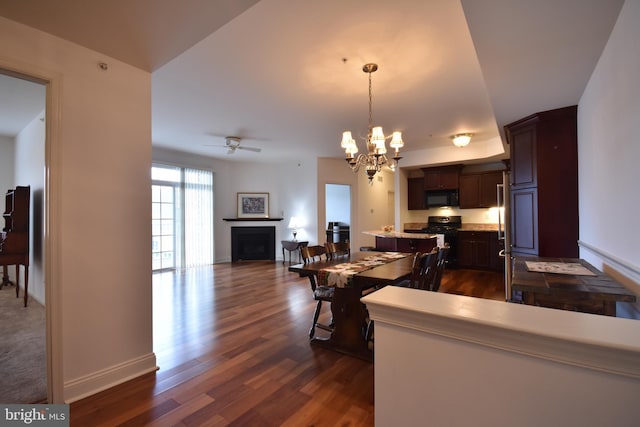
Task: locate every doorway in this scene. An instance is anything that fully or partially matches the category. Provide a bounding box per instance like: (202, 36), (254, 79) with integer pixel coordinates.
(0, 70), (50, 403)
(325, 184), (351, 243)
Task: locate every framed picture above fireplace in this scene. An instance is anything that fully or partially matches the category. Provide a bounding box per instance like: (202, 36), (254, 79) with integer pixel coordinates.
(237, 192), (269, 218)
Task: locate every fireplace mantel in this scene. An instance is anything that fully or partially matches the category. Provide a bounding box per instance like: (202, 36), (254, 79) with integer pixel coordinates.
(223, 218), (283, 222)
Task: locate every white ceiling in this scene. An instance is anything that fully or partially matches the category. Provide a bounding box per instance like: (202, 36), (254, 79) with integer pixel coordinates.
(0, 0), (624, 168)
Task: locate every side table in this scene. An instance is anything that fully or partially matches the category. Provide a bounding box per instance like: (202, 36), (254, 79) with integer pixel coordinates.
(281, 240), (308, 264)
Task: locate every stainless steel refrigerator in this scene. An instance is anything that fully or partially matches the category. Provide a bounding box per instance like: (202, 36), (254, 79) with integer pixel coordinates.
(497, 171), (513, 301)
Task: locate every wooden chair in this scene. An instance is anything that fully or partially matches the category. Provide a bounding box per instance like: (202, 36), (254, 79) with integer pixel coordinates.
(430, 244), (450, 292)
(395, 247), (439, 291)
(370, 248), (438, 344)
(300, 245), (334, 338)
(326, 241), (350, 260)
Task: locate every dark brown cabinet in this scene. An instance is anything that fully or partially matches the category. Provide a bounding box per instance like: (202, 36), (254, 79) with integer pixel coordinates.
(505, 105), (578, 258)
(458, 231), (491, 269)
(422, 166), (460, 190)
(457, 230), (503, 271)
(407, 177), (425, 210)
(459, 171), (503, 208)
(1, 186), (31, 306)
(375, 236), (437, 253)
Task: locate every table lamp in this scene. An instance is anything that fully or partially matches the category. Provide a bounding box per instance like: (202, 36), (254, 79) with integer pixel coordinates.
(288, 217), (300, 241)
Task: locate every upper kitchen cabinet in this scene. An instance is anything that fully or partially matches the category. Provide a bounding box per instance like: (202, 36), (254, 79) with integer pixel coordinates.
(459, 171), (503, 209)
(504, 105), (579, 258)
(422, 166), (461, 190)
(407, 177), (425, 210)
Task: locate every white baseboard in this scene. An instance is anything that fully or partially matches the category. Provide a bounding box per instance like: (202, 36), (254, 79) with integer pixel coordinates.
(64, 352), (158, 403)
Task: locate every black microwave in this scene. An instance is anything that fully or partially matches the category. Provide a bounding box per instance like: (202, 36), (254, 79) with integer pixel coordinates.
(425, 190), (459, 207)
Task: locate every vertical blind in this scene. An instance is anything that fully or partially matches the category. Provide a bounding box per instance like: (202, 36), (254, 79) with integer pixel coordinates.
(183, 168), (214, 267)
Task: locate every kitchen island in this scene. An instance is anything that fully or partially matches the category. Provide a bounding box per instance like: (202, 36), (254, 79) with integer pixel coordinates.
(363, 230), (438, 253)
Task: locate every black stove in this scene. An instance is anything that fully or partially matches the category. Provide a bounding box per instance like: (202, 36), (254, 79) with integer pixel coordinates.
(422, 215), (462, 234)
(422, 216), (462, 267)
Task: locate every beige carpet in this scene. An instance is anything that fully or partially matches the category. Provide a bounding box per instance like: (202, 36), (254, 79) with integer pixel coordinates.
(0, 285), (47, 403)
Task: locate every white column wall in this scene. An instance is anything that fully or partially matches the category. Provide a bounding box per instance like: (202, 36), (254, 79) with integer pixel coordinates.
(0, 16), (155, 402)
(364, 286), (640, 427)
(577, 0), (640, 305)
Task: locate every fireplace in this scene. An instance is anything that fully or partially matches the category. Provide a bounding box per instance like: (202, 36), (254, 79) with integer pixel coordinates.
(231, 226), (276, 261)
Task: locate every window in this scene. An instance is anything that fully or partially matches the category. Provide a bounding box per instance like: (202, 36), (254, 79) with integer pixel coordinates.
(152, 164), (213, 270)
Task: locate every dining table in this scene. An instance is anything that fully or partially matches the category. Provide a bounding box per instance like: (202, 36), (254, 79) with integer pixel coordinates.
(288, 251), (414, 361)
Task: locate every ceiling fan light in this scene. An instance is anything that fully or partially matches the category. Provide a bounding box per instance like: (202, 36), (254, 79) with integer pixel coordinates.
(451, 133), (472, 147)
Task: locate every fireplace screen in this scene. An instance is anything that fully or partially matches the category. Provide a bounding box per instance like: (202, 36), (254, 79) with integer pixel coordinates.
(231, 226), (276, 261)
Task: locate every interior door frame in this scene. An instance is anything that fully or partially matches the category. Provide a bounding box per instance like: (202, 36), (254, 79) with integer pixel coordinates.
(0, 61), (63, 403)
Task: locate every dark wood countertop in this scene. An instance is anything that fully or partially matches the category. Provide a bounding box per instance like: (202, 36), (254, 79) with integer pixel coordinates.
(511, 256), (636, 316)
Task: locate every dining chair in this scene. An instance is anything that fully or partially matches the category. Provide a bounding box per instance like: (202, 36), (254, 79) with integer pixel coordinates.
(300, 245), (334, 339)
(326, 241), (350, 260)
(368, 248), (438, 345)
(430, 244), (450, 292)
(394, 247), (439, 290)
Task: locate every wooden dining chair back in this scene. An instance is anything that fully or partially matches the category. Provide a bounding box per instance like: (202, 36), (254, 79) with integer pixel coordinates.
(326, 241), (350, 260)
(394, 248), (438, 290)
(415, 248), (439, 290)
(430, 244), (450, 292)
(301, 245), (327, 265)
(404, 251), (429, 288)
(300, 244), (334, 338)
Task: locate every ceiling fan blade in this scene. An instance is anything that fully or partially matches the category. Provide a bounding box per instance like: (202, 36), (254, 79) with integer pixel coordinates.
(236, 146), (261, 152)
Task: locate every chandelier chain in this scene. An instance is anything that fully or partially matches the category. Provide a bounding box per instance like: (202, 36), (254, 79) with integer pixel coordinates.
(368, 70), (373, 138)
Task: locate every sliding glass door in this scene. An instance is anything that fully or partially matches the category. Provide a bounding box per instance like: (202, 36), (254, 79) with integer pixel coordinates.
(152, 164), (213, 271)
(152, 183), (177, 270)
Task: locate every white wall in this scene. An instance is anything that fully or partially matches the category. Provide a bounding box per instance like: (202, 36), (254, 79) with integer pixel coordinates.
(577, 0), (640, 312)
(153, 147), (318, 262)
(0, 16), (155, 402)
(152, 150), (397, 260)
(14, 110), (45, 304)
(356, 168), (396, 248)
(0, 134), (14, 190)
(317, 157), (396, 251)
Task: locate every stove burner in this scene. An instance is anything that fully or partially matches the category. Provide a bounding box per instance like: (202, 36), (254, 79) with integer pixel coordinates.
(421, 215), (462, 233)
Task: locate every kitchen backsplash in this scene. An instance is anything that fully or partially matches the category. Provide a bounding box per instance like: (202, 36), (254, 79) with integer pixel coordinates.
(404, 206), (502, 225)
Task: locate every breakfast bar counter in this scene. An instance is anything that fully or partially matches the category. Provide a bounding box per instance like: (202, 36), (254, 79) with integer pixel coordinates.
(363, 230), (438, 253)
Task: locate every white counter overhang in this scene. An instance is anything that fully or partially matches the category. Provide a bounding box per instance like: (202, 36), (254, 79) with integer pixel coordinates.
(362, 286), (640, 379)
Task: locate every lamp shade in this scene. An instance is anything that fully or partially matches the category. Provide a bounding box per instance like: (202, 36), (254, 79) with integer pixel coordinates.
(390, 131), (404, 149)
(341, 131), (353, 149)
(288, 217), (300, 229)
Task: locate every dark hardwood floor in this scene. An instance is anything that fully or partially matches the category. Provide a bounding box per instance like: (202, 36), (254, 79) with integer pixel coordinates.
(70, 262), (504, 426)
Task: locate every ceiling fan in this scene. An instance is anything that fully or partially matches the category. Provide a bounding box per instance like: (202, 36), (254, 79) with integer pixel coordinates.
(206, 136), (262, 155)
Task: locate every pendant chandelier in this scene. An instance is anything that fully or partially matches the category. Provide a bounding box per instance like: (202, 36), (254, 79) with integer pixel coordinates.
(340, 63), (404, 184)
